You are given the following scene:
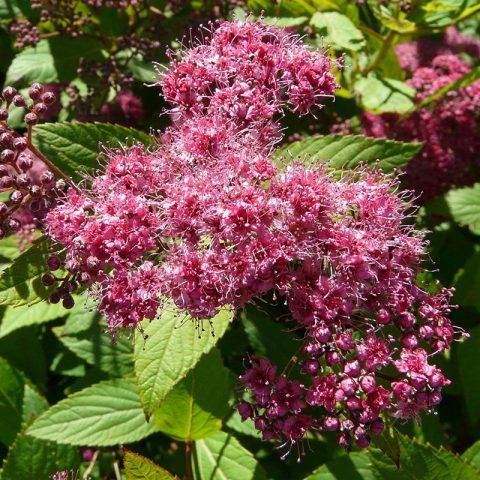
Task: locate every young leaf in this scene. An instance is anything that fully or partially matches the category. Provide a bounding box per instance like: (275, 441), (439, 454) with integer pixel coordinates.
(0, 434), (79, 480)
(0, 357), (24, 446)
(0, 238), (54, 307)
(124, 450), (178, 480)
(134, 302), (233, 416)
(310, 11), (366, 51)
(153, 349), (231, 441)
(274, 134), (421, 173)
(305, 452), (374, 480)
(194, 431), (267, 480)
(32, 121), (153, 180)
(26, 378), (157, 446)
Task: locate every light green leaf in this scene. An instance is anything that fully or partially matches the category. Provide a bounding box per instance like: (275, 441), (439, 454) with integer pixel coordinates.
(22, 384), (49, 428)
(355, 74), (415, 113)
(310, 11), (365, 51)
(0, 434), (79, 480)
(194, 431), (267, 480)
(305, 452), (374, 479)
(6, 38), (105, 85)
(134, 302), (233, 416)
(427, 185), (480, 229)
(274, 134), (421, 173)
(0, 357), (24, 446)
(32, 121), (152, 181)
(124, 450), (178, 480)
(0, 238), (55, 307)
(154, 349), (231, 441)
(27, 378), (157, 446)
(462, 440), (480, 468)
(0, 300), (73, 338)
(53, 320), (133, 377)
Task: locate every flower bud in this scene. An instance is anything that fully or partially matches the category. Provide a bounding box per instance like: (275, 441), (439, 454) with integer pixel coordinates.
(0, 109), (8, 121)
(1, 149), (15, 163)
(29, 83), (44, 100)
(42, 92), (56, 105)
(13, 95), (26, 107)
(9, 190), (23, 204)
(13, 137), (28, 152)
(2, 87), (17, 103)
(25, 112), (38, 125)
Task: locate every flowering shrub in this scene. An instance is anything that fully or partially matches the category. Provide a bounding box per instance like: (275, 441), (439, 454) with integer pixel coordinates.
(0, 3), (479, 480)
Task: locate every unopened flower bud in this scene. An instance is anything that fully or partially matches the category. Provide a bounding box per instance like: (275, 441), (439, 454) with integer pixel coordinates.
(13, 95), (27, 107)
(25, 112), (38, 125)
(13, 137), (28, 152)
(2, 87), (17, 103)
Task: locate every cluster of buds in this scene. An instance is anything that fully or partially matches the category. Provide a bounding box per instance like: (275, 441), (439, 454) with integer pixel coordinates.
(9, 19), (41, 49)
(43, 19), (458, 457)
(0, 84), (59, 238)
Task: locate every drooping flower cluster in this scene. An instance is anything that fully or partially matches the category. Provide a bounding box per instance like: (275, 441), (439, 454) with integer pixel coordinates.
(44, 19), (457, 453)
(360, 53), (480, 200)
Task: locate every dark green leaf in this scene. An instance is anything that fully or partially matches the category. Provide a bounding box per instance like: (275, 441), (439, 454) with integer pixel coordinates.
(32, 122), (153, 180)
(274, 134), (421, 173)
(370, 426), (400, 468)
(305, 452), (374, 479)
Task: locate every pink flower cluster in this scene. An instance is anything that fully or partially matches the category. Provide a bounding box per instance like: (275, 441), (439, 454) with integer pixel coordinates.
(44, 19), (457, 452)
(361, 53), (480, 200)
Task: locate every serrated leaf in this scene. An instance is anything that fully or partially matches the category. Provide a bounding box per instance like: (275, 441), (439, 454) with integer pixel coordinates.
(0, 434), (79, 480)
(368, 435), (480, 479)
(274, 134), (421, 173)
(194, 431), (267, 480)
(310, 11), (365, 51)
(32, 122), (152, 180)
(6, 38), (105, 85)
(134, 302), (233, 416)
(22, 384), (49, 428)
(124, 450), (178, 480)
(154, 349), (231, 441)
(305, 452), (374, 479)
(0, 238), (54, 307)
(355, 74), (415, 113)
(0, 357), (24, 446)
(462, 440), (480, 468)
(0, 300), (73, 339)
(27, 378), (157, 446)
(54, 320), (134, 377)
(371, 426), (400, 468)
(427, 185), (480, 228)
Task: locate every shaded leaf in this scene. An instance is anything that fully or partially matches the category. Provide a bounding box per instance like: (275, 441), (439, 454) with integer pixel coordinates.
(370, 426), (400, 468)
(124, 450), (178, 480)
(305, 452), (374, 480)
(154, 349), (231, 441)
(134, 302), (233, 416)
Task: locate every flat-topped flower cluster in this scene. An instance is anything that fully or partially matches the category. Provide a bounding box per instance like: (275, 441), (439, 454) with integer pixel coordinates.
(44, 19), (456, 453)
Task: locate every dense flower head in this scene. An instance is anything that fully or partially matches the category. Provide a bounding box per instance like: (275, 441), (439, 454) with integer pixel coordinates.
(360, 53), (480, 200)
(42, 19), (457, 454)
(158, 18), (338, 134)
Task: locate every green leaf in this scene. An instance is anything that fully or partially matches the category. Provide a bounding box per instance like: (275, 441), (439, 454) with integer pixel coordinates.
(0, 300), (73, 338)
(453, 251), (480, 310)
(194, 431), (267, 480)
(124, 450), (178, 480)
(370, 426), (400, 468)
(32, 121), (152, 181)
(354, 74), (415, 113)
(0, 434), (79, 480)
(426, 185), (480, 229)
(22, 385), (49, 428)
(0, 238), (55, 307)
(462, 441), (480, 468)
(6, 38), (105, 85)
(241, 305), (297, 369)
(154, 349), (231, 441)
(134, 302), (233, 416)
(274, 134), (421, 173)
(457, 326), (480, 427)
(0, 0), (34, 19)
(305, 452), (374, 480)
(127, 57), (157, 83)
(53, 319), (134, 377)
(310, 11), (365, 51)
(0, 357), (24, 446)
(368, 435), (480, 479)
(27, 378), (157, 446)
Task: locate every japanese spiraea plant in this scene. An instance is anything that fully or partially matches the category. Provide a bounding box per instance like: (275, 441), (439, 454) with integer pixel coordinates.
(41, 19), (461, 456)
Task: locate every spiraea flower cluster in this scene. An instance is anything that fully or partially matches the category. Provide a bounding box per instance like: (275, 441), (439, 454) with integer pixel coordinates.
(44, 19), (456, 454)
(0, 84), (59, 239)
(361, 53), (480, 200)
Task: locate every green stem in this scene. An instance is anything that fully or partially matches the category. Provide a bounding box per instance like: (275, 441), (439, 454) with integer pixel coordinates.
(365, 30), (397, 74)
